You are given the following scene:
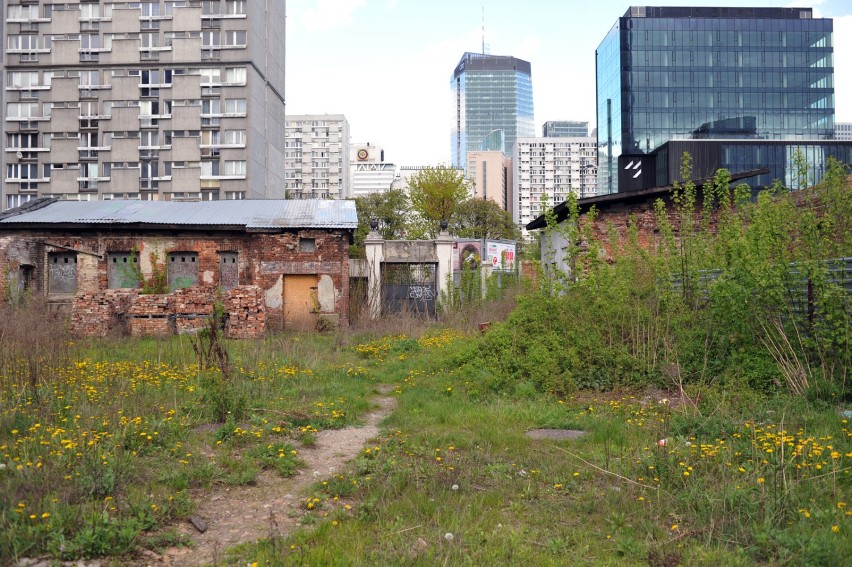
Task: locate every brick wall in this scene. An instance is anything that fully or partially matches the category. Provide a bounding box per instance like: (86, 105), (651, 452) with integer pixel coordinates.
(128, 293), (172, 337)
(0, 228), (352, 335)
(68, 284), (268, 339)
(224, 286), (267, 339)
(584, 193), (719, 262)
(70, 289), (137, 337)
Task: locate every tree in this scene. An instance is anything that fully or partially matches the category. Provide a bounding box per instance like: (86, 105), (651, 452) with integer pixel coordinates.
(451, 198), (520, 240)
(408, 165), (471, 238)
(351, 189), (410, 256)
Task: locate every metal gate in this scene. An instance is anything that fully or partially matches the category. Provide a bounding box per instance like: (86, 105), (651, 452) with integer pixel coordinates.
(381, 263), (437, 317)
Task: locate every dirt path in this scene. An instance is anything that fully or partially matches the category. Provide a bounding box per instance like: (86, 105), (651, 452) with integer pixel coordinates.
(143, 387), (396, 566)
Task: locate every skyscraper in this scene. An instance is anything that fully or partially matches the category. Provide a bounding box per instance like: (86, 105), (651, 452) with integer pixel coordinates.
(542, 121), (589, 138)
(2, 1), (286, 210)
(596, 6), (850, 194)
(451, 52), (534, 170)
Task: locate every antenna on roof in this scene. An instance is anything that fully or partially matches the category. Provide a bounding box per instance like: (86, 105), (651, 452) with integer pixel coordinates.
(481, 6), (486, 54)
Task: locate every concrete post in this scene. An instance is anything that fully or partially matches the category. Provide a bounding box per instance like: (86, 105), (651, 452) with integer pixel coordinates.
(481, 256), (493, 299)
(364, 230), (384, 319)
(435, 229), (454, 308)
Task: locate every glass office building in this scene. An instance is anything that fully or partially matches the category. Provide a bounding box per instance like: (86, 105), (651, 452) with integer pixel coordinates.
(451, 53), (535, 170)
(596, 6), (836, 194)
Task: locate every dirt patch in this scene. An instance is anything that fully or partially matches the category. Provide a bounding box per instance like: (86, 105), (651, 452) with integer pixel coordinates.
(139, 387), (396, 566)
(525, 429), (587, 440)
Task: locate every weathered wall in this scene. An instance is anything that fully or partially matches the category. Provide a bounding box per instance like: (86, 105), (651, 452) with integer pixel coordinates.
(0, 228), (351, 334)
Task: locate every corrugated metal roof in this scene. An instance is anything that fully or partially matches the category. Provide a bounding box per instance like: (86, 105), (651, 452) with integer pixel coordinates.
(0, 199), (358, 229)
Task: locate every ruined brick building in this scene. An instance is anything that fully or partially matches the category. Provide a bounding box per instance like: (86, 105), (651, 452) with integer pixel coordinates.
(0, 198), (356, 337)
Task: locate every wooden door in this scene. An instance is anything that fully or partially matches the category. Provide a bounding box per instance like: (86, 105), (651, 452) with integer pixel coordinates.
(283, 275), (318, 331)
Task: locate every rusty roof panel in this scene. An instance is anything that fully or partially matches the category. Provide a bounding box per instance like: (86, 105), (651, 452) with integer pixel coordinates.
(0, 199), (358, 229)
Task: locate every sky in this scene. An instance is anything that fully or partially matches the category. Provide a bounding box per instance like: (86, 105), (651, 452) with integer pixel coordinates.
(286, 0), (852, 166)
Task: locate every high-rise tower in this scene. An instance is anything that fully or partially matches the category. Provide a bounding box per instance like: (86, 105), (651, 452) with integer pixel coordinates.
(596, 6), (850, 194)
(451, 52), (534, 170)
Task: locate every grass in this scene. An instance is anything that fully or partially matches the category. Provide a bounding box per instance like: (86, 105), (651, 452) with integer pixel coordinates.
(231, 333), (851, 566)
(0, 313), (849, 564)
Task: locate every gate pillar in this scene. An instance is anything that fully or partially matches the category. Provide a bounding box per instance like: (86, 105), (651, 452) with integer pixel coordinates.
(365, 229), (384, 320)
(435, 228), (454, 308)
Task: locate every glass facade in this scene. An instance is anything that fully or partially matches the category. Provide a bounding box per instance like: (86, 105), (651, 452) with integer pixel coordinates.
(451, 53), (535, 170)
(597, 7), (835, 194)
(655, 141), (852, 190)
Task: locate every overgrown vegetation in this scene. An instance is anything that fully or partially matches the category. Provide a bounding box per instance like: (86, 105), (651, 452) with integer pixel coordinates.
(0, 156), (849, 564)
(129, 245), (169, 294)
(463, 154), (850, 401)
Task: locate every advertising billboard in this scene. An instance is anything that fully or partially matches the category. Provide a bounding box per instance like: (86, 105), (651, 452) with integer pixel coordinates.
(486, 241), (516, 271)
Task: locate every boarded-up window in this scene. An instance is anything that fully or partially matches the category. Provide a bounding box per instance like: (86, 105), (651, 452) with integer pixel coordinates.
(167, 252), (198, 290)
(219, 251), (238, 290)
(48, 252), (77, 295)
(299, 238), (316, 253)
(19, 265), (34, 292)
(108, 252), (140, 288)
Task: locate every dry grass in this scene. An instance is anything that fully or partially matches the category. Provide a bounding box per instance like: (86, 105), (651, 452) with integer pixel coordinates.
(0, 298), (73, 395)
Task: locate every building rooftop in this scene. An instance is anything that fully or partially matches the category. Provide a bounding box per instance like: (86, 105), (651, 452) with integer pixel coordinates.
(0, 199), (358, 231)
(622, 6), (814, 19)
(526, 167), (769, 231)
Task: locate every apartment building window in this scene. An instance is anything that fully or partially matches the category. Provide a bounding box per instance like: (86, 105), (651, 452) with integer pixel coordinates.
(223, 160), (246, 176)
(201, 160), (220, 176)
(6, 133), (40, 150)
(7, 5), (40, 21)
(80, 34), (101, 61)
(224, 98), (246, 116)
(201, 99), (221, 115)
(223, 130), (245, 146)
(141, 33), (159, 49)
(6, 164), (39, 182)
(224, 67), (246, 85)
(165, 2), (189, 16)
(6, 72), (40, 89)
(224, 31), (246, 47)
(6, 103), (40, 120)
(80, 163), (106, 179)
(139, 131), (160, 148)
(7, 35), (47, 52)
(226, 1), (247, 16)
(139, 101), (160, 127)
(79, 4), (103, 21)
(201, 130), (221, 145)
(140, 161), (159, 180)
(202, 1), (222, 16)
(201, 31), (220, 47)
(200, 68), (221, 85)
(225, 191), (245, 200)
(139, 2), (161, 19)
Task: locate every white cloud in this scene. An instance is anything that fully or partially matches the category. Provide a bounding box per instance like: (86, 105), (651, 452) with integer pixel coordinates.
(299, 0), (367, 31)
